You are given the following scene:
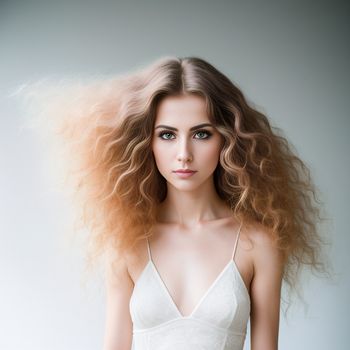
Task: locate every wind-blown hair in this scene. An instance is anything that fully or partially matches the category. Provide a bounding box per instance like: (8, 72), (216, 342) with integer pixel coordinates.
(19, 56), (332, 314)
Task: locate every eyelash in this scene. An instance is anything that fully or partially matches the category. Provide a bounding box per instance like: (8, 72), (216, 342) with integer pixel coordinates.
(157, 130), (213, 140)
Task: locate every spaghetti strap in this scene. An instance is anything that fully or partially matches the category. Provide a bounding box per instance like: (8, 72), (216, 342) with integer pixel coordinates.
(146, 238), (152, 262)
(231, 222), (243, 261)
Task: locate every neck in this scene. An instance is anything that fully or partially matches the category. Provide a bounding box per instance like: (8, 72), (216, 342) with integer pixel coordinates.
(156, 177), (232, 228)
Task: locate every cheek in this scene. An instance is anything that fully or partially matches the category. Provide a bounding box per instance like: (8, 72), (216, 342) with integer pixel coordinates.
(152, 141), (167, 166)
(206, 144), (221, 157)
(199, 141), (222, 161)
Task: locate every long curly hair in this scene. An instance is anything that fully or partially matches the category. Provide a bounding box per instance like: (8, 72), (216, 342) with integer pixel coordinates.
(19, 56), (332, 315)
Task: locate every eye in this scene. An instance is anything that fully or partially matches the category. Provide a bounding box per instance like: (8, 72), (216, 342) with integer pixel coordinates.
(158, 131), (175, 140)
(157, 129), (212, 140)
(194, 130), (212, 139)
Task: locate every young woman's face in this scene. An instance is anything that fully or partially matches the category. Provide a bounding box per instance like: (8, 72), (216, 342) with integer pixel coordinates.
(152, 94), (223, 191)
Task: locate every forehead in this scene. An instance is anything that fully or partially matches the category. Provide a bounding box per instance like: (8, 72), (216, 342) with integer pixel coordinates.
(155, 94), (209, 123)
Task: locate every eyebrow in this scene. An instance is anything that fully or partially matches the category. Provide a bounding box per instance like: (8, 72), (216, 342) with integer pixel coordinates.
(154, 123), (214, 131)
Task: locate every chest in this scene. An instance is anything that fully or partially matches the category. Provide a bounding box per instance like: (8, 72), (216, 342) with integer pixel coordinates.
(129, 225), (252, 318)
(129, 228), (251, 337)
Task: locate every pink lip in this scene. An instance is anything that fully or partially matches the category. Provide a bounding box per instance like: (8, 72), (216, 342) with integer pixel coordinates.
(174, 170), (196, 173)
(174, 170), (197, 178)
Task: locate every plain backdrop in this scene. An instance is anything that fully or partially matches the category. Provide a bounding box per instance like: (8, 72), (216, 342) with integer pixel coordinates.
(0, 0), (348, 349)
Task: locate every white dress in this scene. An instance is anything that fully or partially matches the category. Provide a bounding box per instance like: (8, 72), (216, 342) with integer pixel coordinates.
(129, 222), (250, 350)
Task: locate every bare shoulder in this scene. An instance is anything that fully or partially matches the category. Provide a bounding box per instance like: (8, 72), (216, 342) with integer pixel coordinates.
(104, 247), (135, 290)
(120, 239), (150, 285)
(241, 221), (285, 267)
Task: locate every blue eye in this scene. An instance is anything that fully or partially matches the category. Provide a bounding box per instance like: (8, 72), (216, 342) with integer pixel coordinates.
(159, 132), (175, 140)
(157, 130), (212, 140)
(194, 130), (212, 139)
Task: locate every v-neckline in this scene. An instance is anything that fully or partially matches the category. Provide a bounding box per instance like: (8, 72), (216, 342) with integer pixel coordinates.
(150, 259), (234, 318)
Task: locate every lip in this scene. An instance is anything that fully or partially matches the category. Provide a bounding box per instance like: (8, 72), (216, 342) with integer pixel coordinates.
(174, 169), (197, 173)
(173, 170), (197, 178)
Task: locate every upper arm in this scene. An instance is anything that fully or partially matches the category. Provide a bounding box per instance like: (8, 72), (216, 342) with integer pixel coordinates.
(249, 228), (285, 350)
(102, 249), (134, 350)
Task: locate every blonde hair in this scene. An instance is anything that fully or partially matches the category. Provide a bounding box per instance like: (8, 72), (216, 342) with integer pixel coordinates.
(19, 56), (332, 315)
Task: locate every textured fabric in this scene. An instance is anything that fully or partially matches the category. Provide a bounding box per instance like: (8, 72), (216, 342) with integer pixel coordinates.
(129, 222), (250, 350)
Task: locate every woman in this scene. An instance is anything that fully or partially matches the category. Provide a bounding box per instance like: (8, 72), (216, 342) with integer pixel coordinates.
(25, 56), (330, 349)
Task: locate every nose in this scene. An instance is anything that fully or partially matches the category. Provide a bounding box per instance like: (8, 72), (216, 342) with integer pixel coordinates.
(177, 138), (193, 164)
(177, 154), (193, 163)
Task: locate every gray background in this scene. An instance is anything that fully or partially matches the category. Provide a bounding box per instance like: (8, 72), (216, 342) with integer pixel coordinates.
(1, 0), (348, 349)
